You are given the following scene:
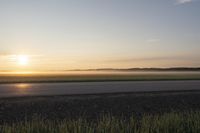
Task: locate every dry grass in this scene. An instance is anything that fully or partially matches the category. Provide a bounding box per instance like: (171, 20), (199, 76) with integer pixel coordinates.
(1, 111), (200, 133)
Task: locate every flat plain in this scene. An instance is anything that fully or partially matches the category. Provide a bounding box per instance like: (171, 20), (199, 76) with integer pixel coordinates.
(1, 71), (200, 132)
(1, 91), (200, 132)
(1, 71), (200, 84)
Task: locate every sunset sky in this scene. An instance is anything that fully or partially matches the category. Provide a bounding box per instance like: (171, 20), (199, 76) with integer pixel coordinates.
(0, 0), (200, 71)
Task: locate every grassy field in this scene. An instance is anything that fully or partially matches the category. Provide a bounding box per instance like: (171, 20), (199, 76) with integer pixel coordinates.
(1, 111), (200, 133)
(1, 72), (200, 132)
(0, 71), (200, 84)
(1, 91), (200, 132)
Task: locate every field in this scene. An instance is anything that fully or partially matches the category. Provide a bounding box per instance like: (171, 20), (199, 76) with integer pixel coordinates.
(1, 91), (200, 132)
(1, 111), (200, 133)
(1, 71), (200, 132)
(0, 71), (200, 84)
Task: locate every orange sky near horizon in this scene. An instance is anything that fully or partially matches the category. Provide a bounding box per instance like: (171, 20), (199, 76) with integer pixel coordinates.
(0, 0), (200, 72)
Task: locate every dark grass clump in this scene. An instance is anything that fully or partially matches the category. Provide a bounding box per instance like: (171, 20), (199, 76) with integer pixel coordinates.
(1, 111), (200, 133)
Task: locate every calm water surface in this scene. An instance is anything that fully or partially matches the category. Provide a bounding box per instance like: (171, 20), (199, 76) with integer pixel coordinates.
(0, 80), (200, 98)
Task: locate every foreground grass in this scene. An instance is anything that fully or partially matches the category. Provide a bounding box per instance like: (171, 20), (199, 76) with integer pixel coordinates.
(1, 111), (200, 133)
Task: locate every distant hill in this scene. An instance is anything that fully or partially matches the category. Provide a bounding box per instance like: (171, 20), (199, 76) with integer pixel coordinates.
(1, 67), (200, 73)
(69, 67), (200, 71)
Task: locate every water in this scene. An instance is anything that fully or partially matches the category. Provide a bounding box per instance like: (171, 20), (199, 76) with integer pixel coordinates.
(0, 80), (200, 98)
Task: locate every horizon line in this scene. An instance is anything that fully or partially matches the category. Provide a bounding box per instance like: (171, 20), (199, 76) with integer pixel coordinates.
(1, 67), (200, 73)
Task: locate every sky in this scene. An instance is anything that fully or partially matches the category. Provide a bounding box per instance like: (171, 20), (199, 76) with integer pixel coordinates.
(0, 0), (200, 71)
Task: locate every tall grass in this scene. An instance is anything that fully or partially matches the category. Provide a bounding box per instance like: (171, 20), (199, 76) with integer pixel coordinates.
(1, 111), (200, 133)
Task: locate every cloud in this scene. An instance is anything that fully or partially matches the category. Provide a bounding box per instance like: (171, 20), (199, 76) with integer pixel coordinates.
(176, 0), (193, 4)
(146, 39), (160, 43)
(0, 52), (10, 57)
(0, 53), (43, 59)
(104, 55), (200, 63)
(105, 56), (179, 63)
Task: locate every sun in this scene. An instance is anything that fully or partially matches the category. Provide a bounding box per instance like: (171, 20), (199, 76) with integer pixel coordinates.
(17, 55), (29, 66)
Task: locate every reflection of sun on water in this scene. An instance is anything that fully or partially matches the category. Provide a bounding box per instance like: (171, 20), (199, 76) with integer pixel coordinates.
(16, 84), (30, 89)
(15, 84), (30, 93)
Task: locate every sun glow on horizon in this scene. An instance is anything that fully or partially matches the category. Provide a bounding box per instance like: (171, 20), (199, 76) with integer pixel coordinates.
(17, 55), (29, 66)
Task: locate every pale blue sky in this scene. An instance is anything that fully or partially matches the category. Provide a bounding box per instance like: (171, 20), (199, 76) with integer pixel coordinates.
(0, 0), (200, 70)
